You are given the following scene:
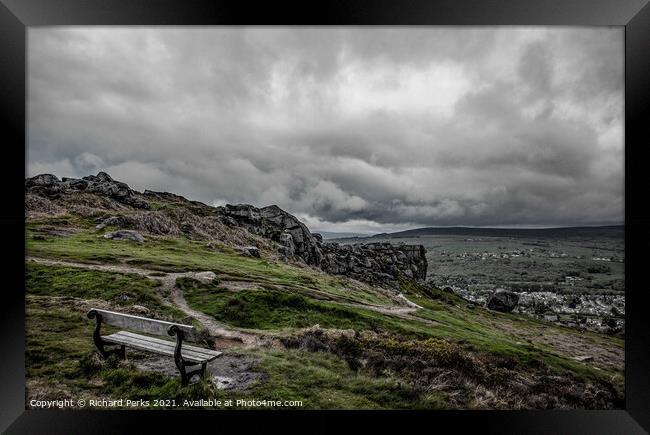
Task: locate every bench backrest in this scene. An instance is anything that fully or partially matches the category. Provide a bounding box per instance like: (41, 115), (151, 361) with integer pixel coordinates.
(88, 308), (201, 342)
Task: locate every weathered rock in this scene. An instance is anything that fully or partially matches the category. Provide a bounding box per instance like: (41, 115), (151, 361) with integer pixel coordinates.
(240, 246), (260, 257)
(29, 172), (429, 289)
(216, 201), (427, 287)
(260, 205), (323, 266)
(131, 305), (150, 315)
(25, 173), (60, 188)
(61, 177), (88, 190)
(486, 289), (519, 313)
(320, 241), (428, 289)
(279, 231), (295, 258)
(218, 203), (323, 266)
(103, 230), (145, 243)
(219, 215), (239, 227)
(25, 172), (150, 209)
(82, 172), (149, 209)
(143, 190), (191, 203)
(222, 204), (261, 223)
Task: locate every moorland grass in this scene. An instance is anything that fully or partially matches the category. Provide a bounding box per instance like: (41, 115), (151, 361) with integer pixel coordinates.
(25, 299), (444, 409)
(26, 223), (390, 306)
(25, 226), (623, 390)
(25, 262), (186, 321)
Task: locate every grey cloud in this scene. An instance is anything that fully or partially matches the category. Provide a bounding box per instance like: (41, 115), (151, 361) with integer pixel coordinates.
(28, 27), (623, 232)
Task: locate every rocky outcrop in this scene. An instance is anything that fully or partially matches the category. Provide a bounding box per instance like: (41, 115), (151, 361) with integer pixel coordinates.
(25, 172), (149, 209)
(27, 172), (428, 289)
(260, 205), (324, 266)
(216, 203), (427, 288)
(320, 242), (428, 289)
(486, 289), (519, 312)
(217, 203), (323, 266)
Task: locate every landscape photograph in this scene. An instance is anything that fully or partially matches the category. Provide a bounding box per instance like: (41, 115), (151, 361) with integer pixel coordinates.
(25, 26), (624, 410)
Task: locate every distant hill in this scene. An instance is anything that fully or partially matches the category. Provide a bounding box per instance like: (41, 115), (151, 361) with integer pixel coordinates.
(317, 231), (371, 240)
(334, 225), (624, 241)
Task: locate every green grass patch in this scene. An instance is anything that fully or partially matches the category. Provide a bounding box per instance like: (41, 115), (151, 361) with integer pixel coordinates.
(26, 225), (392, 305)
(178, 276), (620, 381)
(25, 262), (186, 321)
(246, 348), (445, 409)
(179, 277), (390, 331)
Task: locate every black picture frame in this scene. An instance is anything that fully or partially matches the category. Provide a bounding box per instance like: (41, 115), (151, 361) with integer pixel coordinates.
(1, 0), (649, 433)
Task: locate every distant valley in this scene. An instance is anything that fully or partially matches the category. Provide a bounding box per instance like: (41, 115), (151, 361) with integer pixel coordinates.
(334, 225), (624, 334)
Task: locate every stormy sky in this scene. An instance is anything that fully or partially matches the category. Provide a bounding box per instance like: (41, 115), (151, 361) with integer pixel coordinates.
(28, 27), (623, 233)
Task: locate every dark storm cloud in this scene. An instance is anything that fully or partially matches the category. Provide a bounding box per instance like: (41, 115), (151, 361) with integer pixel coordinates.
(28, 27), (623, 233)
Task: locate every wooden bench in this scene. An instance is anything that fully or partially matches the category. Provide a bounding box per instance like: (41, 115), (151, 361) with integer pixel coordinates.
(87, 308), (222, 386)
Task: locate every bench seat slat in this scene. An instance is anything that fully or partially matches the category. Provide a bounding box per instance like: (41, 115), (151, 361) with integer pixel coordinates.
(103, 332), (222, 363)
(117, 331), (222, 358)
(103, 332), (221, 363)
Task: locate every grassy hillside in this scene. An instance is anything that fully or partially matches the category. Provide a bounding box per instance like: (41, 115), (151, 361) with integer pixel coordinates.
(24, 192), (624, 409)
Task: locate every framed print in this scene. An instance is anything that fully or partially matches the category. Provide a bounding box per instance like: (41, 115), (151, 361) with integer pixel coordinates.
(1, 0), (649, 433)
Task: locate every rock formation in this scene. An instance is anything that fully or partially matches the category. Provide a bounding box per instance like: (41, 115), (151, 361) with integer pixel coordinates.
(217, 203), (428, 288)
(217, 203), (324, 266)
(26, 172), (149, 209)
(26, 171), (428, 289)
(320, 242), (428, 289)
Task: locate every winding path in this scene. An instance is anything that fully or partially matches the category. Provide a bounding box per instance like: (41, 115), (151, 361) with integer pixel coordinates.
(28, 255), (437, 345)
(27, 256), (277, 348)
(27, 256), (622, 370)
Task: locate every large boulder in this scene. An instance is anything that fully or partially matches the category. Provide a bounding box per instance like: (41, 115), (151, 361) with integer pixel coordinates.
(25, 174), (63, 198)
(222, 204), (261, 223)
(218, 203), (323, 266)
(486, 290), (519, 313)
(82, 172), (149, 209)
(25, 173), (60, 188)
(259, 205), (323, 266)
(103, 230), (145, 243)
(240, 246), (260, 257)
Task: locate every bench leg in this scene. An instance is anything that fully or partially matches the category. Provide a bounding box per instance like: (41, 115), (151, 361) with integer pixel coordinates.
(178, 362), (207, 386)
(94, 343), (126, 360)
(178, 364), (189, 386)
(88, 311), (125, 360)
(169, 325), (208, 386)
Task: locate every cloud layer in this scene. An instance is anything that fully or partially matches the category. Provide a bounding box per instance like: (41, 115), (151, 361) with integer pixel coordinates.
(28, 27), (624, 233)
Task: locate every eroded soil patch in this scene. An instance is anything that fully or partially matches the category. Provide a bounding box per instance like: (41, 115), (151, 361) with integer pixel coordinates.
(130, 351), (263, 390)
